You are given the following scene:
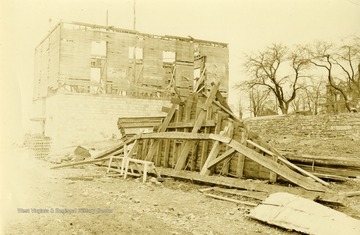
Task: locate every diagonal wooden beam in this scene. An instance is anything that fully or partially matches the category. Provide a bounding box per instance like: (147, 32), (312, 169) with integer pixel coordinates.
(93, 135), (137, 159)
(207, 148), (236, 169)
(51, 156), (114, 169)
(145, 104), (177, 161)
(221, 138), (327, 192)
(246, 139), (329, 186)
(200, 125), (233, 175)
(200, 141), (223, 175)
(174, 82), (220, 170)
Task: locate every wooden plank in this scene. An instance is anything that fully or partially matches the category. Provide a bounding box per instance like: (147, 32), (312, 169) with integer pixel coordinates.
(208, 134), (232, 144)
(141, 139), (149, 160)
(236, 153), (246, 178)
(311, 172), (348, 182)
(158, 104), (178, 132)
(170, 97), (184, 105)
(145, 104), (177, 161)
(282, 152), (360, 168)
(155, 139), (162, 166)
(190, 141), (199, 171)
(215, 90), (231, 111)
(127, 140), (139, 158)
(157, 167), (344, 205)
(200, 106), (212, 168)
(295, 163), (360, 178)
(223, 139), (327, 192)
(167, 120), (215, 129)
(136, 140), (143, 159)
(220, 147), (232, 176)
(269, 155), (278, 183)
(249, 192), (360, 235)
(214, 112), (222, 134)
(93, 136), (137, 159)
(212, 187), (268, 201)
(200, 141), (222, 175)
(246, 134), (279, 183)
(200, 125), (233, 175)
(204, 193), (258, 207)
(340, 191), (360, 197)
(207, 148), (236, 169)
(174, 104), (184, 162)
(202, 92), (245, 127)
(174, 83), (220, 170)
(138, 132), (211, 140)
(246, 139), (329, 187)
(163, 139), (171, 168)
(51, 156), (113, 169)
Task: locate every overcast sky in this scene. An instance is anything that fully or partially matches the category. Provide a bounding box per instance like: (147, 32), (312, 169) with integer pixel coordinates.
(1, 0), (359, 143)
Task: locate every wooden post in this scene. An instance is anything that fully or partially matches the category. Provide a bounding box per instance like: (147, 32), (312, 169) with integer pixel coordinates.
(200, 125), (233, 176)
(200, 141), (222, 175)
(236, 153), (246, 178)
(200, 106), (212, 168)
(163, 139), (171, 168)
(145, 104), (177, 161)
(190, 141), (199, 170)
(174, 83), (220, 170)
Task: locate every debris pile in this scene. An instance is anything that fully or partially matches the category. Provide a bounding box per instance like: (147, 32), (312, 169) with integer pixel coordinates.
(51, 82), (360, 233)
(282, 152), (360, 181)
(52, 82), (344, 192)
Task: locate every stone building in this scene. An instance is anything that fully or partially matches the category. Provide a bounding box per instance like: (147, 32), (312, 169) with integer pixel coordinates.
(31, 21), (229, 151)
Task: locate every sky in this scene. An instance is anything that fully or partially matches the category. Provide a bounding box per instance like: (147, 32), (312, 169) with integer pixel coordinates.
(0, 0), (359, 144)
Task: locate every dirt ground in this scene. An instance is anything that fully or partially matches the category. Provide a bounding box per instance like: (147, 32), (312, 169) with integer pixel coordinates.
(1, 138), (360, 235)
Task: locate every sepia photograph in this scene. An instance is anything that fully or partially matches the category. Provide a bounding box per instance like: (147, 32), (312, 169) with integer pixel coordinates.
(1, 0), (360, 234)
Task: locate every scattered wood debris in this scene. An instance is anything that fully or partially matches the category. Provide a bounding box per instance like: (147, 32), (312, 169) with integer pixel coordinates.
(249, 192), (360, 235)
(282, 152), (360, 180)
(52, 82), (342, 194)
(52, 84), (356, 192)
(49, 82), (360, 233)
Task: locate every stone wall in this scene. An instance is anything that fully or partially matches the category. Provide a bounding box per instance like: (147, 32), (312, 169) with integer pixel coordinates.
(245, 113), (360, 139)
(40, 93), (171, 151)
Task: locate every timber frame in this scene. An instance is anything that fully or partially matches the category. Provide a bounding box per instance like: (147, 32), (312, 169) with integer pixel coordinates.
(54, 82), (330, 192)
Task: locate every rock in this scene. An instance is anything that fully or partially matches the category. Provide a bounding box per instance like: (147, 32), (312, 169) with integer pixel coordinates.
(133, 199), (140, 203)
(149, 177), (158, 183)
(74, 146), (91, 158)
(186, 213), (196, 220)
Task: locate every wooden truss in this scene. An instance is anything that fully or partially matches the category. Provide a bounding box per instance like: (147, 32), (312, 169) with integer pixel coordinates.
(116, 82), (329, 191)
(54, 82), (329, 192)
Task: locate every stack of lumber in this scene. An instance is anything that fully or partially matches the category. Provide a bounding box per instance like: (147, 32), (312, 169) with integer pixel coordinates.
(282, 152), (360, 180)
(117, 116), (165, 136)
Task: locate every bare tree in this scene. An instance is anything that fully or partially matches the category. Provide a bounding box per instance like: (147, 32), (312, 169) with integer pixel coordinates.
(239, 44), (309, 114)
(303, 78), (327, 114)
(249, 87), (272, 117)
(308, 37), (360, 112)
